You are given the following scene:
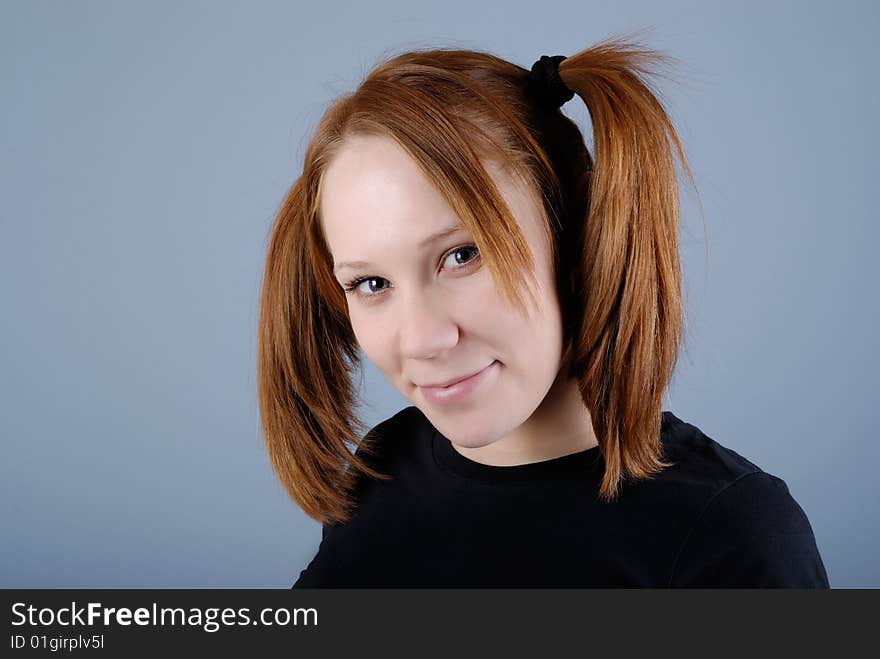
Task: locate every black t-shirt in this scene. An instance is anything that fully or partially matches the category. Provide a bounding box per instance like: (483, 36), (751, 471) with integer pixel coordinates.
(292, 406), (829, 588)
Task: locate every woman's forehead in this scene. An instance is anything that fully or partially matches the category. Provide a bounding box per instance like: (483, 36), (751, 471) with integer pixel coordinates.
(319, 133), (545, 268)
(321, 136), (451, 230)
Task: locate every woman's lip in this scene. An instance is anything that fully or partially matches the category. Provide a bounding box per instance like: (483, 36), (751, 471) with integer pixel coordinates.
(421, 364), (492, 389)
(419, 361), (498, 405)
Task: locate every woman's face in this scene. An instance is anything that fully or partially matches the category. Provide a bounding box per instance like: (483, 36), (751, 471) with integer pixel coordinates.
(319, 133), (566, 449)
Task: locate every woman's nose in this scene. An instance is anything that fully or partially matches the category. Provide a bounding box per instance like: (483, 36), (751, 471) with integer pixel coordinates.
(397, 290), (460, 360)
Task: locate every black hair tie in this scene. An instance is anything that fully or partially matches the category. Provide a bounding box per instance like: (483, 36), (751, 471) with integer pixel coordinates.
(526, 55), (574, 109)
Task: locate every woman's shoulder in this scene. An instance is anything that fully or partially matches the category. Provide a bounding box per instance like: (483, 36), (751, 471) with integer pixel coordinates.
(651, 412), (814, 540)
(655, 410), (805, 503)
(349, 405), (430, 475)
(657, 411), (829, 586)
(659, 411), (763, 484)
(666, 467), (829, 587)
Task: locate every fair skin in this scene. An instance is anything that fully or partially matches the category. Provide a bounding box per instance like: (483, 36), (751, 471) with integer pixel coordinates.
(320, 133), (597, 466)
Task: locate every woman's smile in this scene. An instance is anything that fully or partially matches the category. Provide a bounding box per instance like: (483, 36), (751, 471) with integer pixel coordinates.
(418, 360), (499, 405)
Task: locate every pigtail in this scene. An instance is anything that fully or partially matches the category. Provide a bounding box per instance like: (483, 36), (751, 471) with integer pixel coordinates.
(257, 177), (391, 525)
(555, 37), (695, 501)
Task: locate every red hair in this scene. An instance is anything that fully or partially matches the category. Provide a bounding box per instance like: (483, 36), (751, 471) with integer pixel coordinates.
(258, 33), (699, 524)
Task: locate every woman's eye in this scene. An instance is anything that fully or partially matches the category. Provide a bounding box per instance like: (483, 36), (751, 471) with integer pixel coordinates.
(442, 245), (480, 269)
(343, 276), (388, 296)
(343, 244), (480, 300)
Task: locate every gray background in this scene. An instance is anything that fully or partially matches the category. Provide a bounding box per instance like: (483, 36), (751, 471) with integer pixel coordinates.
(1, 0), (876, 588)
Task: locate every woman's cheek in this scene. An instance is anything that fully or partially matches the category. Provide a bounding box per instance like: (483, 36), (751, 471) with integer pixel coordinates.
(347, 311), (374, 353)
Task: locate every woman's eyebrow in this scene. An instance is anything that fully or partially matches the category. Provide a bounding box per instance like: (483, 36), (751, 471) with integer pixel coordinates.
(333, 223), (467, 275)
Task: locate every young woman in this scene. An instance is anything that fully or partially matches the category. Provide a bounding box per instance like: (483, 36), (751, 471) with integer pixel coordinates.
(258, 35), (830, 588)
